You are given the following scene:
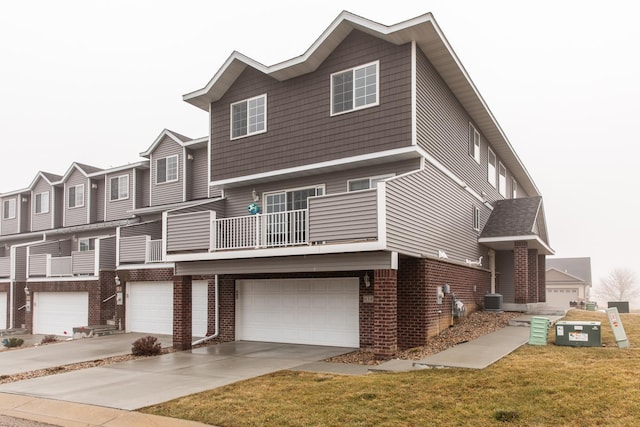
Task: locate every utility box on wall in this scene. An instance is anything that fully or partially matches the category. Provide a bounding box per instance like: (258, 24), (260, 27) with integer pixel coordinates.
(555, 321), (601, 347)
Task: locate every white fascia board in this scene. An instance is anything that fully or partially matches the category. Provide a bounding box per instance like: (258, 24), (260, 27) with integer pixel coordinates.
(211, 146), (419, 188)
(27, 276), (99, 283)
(89, 161), (149, 178)
(117, 262), (175, 271)
(140, 129), (190, 158)
(478, 235), (554, 255)
(166, 241), (386, 263)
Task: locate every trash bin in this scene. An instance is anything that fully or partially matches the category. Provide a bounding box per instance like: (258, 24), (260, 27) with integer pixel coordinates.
(555, 321), (601, 347)
(528, 317), (550, 346)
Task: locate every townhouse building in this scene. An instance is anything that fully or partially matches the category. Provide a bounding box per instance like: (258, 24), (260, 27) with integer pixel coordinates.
(0, 11), (552, 358)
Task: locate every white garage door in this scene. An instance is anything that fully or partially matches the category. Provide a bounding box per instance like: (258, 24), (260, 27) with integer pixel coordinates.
(546, 288), (579, 308)
(33, 292), (88, 336)
(237, 278), (359, 347)
(127, 281), (208, 336)
(0, 292), (7, 330)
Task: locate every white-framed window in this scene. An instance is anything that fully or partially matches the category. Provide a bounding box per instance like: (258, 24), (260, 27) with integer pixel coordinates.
(110, 175), (129, 201)
(34, 191), (50, 214)
(469, 123), (481, 163)
(79, 238), (95, 252)
(498, 162), (507, 197)
(231, 94), (266, 139)
(347, 174), (394, 192)
(487, 148), (497, 187)
(68, 184), (84, 208)
(472, 206), (481, 231)
(2, 198), (16, 220)
(331, 61), (379, 115)
(156, 155), (178, 184)
(511, 177), (518, 199)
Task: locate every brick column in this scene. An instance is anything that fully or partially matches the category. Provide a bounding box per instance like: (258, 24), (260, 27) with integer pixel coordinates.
(514, 241), (529, 304)
(173, 275), (192, 351)
(538, 255), (546, 303)
(528, 249), (539, 303)
(374, 269), (397, 359)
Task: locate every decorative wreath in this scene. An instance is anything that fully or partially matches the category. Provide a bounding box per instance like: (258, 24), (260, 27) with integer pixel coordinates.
(247, 203), (260, 215)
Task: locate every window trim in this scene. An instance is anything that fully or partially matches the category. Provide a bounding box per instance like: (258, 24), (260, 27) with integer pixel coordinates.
(3, 198), (16, 220)
(498, 162), (507, 197)
(34, 191), (50, 215)
(330, 60), (380, 116)
(230, 94), (267, 140)
(472, 206), (481, 231)
(78, 237), (95, 252)
(110, 174), (130, 201)
(263, 184), (326, 212)
(347, 174), (394, 192)
(156, 155), (179, 185)
(487, 148), (497, 188)
(68, 184), (85, 209)
(469, 123), (481, 164)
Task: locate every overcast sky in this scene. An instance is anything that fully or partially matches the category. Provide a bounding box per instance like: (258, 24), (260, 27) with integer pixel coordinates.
(1, 0), (638, 299)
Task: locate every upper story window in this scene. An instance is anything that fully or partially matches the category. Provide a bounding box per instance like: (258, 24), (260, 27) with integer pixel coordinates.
(110, 175), (129, 201)
(156, 155), (178, 184)
(231, 94), (266, 139)
(348, 174), (394, 192)
(331, 61), (379, 115)
(79, 237), (95, 252)
(511, 177), (518, 199)
(469, 124), (481, 163)
(2, 198), (16, 220)
(34, 192), (50, 214)
(487, 148), (497, 187)
(472, 206), (481, 231)
(68, 184), (84, 208)
(498, 162), (507, 197)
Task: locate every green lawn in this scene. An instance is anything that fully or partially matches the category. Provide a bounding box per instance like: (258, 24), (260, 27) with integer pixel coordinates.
(141, 310), (640, 426)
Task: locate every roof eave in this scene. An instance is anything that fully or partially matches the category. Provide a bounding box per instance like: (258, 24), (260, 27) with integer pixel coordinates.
(479, 234), (555, 255)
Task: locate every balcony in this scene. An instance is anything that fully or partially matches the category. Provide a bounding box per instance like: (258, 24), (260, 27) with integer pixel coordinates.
(0, 256), (10, 278)
(165, 189), (380, 258)
(119, 235), (165, 264)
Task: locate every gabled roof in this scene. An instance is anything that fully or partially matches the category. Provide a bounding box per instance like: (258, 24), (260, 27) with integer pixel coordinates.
(546, 267), (589, 284)
(60, 162), (104, 183)
(183, 10), (541, 197)
(547, 257), (592, 284)
(479, 196), (554, 255)
(25, 171), (63, 191)
(139, 129), (194, 158)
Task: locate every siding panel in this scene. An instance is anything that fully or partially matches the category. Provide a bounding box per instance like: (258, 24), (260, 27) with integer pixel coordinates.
(309, 190), (378, 242)
(72, 250), (95, 275)
(1, 196), (19, 235)
(151, 137), (183, 206)
(64, 169), (89, 227)
(99, 236), (116, 270)
(120, 221), (162, 240)
(120, 235), (148, 263)
(105, 171), (134, 221)
(166, 211), (212, 252)
(189, 147), (209, 200)
(31, 178), (54, 231)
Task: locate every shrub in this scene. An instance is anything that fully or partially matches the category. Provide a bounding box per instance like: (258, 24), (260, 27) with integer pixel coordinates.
(2, 337), (24, 348)
(132, 335), (162, 356)
(41, 335), (58, 345)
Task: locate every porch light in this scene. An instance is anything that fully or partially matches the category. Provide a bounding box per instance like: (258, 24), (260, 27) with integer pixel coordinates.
(114, 275), (121, 286)
(364, 273), (370, 288)
(24, 285), (29, 296)
(251, 189), (260, 202)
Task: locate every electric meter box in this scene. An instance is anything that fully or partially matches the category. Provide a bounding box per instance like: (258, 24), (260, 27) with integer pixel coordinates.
(555, 321), (601, 347)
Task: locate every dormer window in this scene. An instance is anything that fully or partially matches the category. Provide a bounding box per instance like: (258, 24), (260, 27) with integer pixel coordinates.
(231, 94), (266, 139)
(68, 184), (84, 208)
(110, 175), (129, 201)
(156, 155), (178, 184)
(331, 61), (379, 115)
(3, 198), (16, 220)
(34, 192), (50, 214)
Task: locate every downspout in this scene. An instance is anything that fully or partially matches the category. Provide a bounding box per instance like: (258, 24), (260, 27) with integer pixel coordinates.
(488, 249), (496, 294)
(191, 274), (219, 346)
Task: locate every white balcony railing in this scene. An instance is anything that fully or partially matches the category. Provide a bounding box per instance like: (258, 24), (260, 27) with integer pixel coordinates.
(147, 239), (164, 263)
(213, 209), (308, 251)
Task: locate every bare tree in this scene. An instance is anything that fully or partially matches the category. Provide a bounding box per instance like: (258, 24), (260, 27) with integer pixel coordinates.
(594, 268), (640, 301)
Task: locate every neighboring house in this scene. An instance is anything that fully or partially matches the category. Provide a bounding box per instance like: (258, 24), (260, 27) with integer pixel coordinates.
(0, 11), (553, 359)
(545, 257), (592, 308)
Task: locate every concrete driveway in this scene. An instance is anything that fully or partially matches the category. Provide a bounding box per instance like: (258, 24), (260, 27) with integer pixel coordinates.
(0, 335), (354, 410)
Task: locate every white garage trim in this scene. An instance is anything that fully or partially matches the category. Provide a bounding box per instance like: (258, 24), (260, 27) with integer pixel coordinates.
(0, 292), (7, 330)
(236, 278), (359, 347)
(127, 281), (173, 335)
(33, 292), (88, 336)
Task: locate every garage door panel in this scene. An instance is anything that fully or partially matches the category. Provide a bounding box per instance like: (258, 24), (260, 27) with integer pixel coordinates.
(237, 278), (359, 347)
(33, 292), (88, 336)
(0, 292), (7, 330)
(127, 281), (173, 335)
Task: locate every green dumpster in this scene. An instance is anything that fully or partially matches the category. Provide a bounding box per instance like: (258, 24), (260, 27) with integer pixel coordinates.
(555, 321), (601, 347)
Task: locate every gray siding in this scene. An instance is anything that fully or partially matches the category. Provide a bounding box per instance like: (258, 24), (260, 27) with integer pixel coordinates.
(223, 159), (419, 218)
(211, 30), (413, 181)
(20, 194), (30, 233)
(120, 221), (162, 239)
(166, 211), (212, 252)
(99, 236), (116, 270)
(31, 179), (53, 231)
(1, 196), (19, 235)
(30, 240), (72, 256)
(0, 256), (10, 278)
(64, 169), (88, 227)
(15, 247), (27, 280)
(309, 190), (377, 243)
(151, 136), (184, 206)
(496, 250), (515, 303)
(189, 147), (209, 200)
(72, 250), (95, 275)
(92, 178), (105, 223)
(136, 168), (150, 208)
(385, 163), (489, 261)
(209, 185), (223, 199)
(415, 49), (527, 202)
(28, 253), (48, 277)
(105, 170), (134, 221)
(53, 187), (64, 228)
(119, 235), (148, 263)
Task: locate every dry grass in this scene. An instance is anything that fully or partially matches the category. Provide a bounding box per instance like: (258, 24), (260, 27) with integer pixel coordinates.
(141, 310), (640, 426)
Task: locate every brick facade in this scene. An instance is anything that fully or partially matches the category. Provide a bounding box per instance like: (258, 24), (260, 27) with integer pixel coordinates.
(537, 255), (546, 303)
(528, 249), (539, 303)
(173, 275), (192, 351)
(373, 269), (397, 358)
(514, 241), (529, 304)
